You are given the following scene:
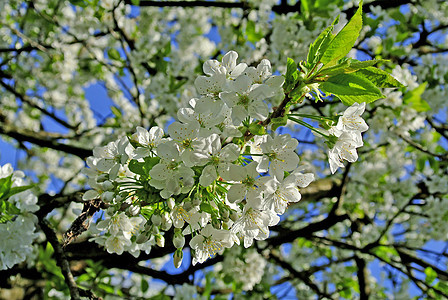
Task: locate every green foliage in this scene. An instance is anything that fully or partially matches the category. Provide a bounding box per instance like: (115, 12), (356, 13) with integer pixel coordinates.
(318, 58), (388, 76)
(248, 122), (267, 136)
(246, 20), (264, 43)
(129, 157), (160, 177)
(284, 58), (300, 93)
(425, 267), (438, 285)
(300, 1), (401, 106)
(107, 48), (121, 61)
(271, 115), (289, 131)
(354, 67), (404, 88)
(0, 175), (34, 223)
(403, 82), (431, 112)
(321, 73), (384, 105)
(306, 18), (338, 69)
(320, 1), (363, 68)
(38, 243), (65, 283)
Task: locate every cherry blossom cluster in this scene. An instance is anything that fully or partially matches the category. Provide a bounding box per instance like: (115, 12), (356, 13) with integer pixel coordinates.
(82, 51), (375, 266)
(326, 102), (369, 174)
(0, 164), (39, 270)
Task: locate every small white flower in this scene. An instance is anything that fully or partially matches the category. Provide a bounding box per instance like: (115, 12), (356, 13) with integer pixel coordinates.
(132, 126), (164, 159)
(231, 206), (279, 248)
(191, 134), (240, 186)
(219, 75), (269, 125)
(329, 132), (360, 174)
(256, 134), (299, 180)
(226, 162), (263, 207)
(336, 102), (369, 133)
(190, 224), (230, 265)
(203, 50), (247, 79)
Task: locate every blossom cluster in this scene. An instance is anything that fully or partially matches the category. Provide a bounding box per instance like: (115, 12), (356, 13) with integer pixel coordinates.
(82, 51), (370, 266)
(326, 102), (369, 174)
(0, 164), (39, 270)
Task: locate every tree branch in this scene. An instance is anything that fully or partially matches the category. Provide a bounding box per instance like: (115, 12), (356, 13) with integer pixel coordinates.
(269, 251), (334, 299)
(38, 218), (81, 300)
(0, 122), (92, 159)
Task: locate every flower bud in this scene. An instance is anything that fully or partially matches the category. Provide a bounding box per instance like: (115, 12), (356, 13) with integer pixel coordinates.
(183, 201), (193, 211)
(128, 205), (140, 216)
(222, 222), (229, 230)
(161, 212), (172, 231)
(155, 234), (165, 247)
(173, 234), (185, 249)
(151, 213), (162, 227)
(212, 218), (221, 229)
(220, 208), (230, 222)
(173, 248), (183, 268)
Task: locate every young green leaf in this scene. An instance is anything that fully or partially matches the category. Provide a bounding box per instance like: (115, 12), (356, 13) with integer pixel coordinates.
(108, 48), (121, 61)
(248, 122), (267, 136)
(318, 58), (388, 76)
(321, 73), (384, 105)
(354, 66), (404, 88)
(424, 267), (437, 285)
(271, 115), (289, 131)
(306, 19), (338, 68)
(403, 82), (431, 112)
(320, 1), (363, 67)
(246, 20), (264, 43)
(3, 184), (35, 200)
(284, 58), (299, 93)
(0, 175), (12, 200)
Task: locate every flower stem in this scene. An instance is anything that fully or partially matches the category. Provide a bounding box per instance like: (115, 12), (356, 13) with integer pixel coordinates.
(288, 116), (330, 138)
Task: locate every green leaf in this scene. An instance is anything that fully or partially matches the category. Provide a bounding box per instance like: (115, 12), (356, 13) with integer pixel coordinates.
(223, 274), (234, 284)
(284, 58), (299, 93)
(307, 19), (337, 68)
(129, 160), (146, 176)
(141, 278), (149, 293)
(403, 82), (431, 112)
(248, 122), (267, 136)
(271, 115), (288, 131)
(143, 157), (160, 174)
(107, 48), (121, 61)
(320, 1), (363, 67)
(424, 267), (437, 285)
(131, 0), (140, 5)
(3, 184), (35, 200)
(319, 58), (388, 76)
(246, 20), (263, 43)
(111, 106), (122, 118)
(372, 246), (399, 263)
(0, 198), (20, 223)
(435, 281), (448, 294)
(0, 175), (12, 200)
(301, 0), (310, 18)
(321, 73), (384, 105)
(200, 202), (213, 214)
(354, 67), (404, 88)
(69, 0), (88, 7)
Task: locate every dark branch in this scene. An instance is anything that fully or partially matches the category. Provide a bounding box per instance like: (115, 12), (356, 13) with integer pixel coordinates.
(0, 122), (92, 159)
(38, 218), (81, 300)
